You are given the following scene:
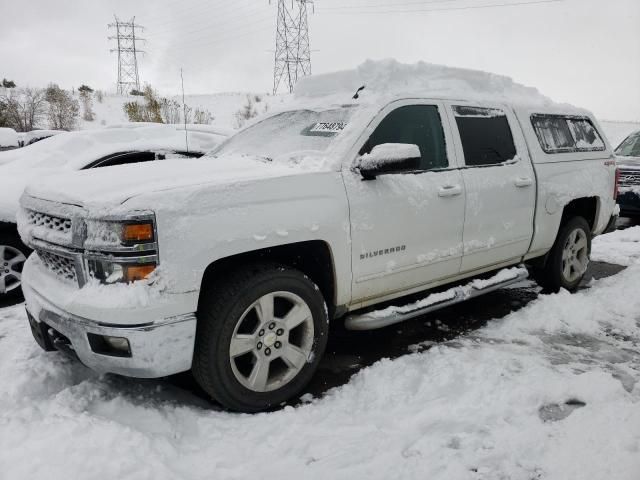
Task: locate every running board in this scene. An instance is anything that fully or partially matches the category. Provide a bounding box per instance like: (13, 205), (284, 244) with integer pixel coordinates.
(344, 267), (529, 331)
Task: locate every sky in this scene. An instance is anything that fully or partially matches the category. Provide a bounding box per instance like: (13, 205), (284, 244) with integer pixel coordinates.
(1, 0), (639, 121)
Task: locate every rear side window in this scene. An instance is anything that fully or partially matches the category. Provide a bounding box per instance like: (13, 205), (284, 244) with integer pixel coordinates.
(360, 105), (448, 171)
(531, 115), (605, 153)
(453, 106), (517, 166)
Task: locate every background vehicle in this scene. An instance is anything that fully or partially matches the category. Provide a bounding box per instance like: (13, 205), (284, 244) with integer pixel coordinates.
(0, 123), (226, 302)
(17, 63), (618, 412)
(0, 127), (19, 151)
(18, 129), (64, 147)
(615, 129), (640, 218)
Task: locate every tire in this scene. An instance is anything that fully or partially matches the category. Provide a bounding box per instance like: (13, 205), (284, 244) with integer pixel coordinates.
(532, 216), (591, 293)
(192, 263), (329, 412)
(0, 231), (30, 304)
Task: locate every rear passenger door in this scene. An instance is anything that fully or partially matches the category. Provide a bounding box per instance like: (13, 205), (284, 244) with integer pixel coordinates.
(445, 103), (536, 272)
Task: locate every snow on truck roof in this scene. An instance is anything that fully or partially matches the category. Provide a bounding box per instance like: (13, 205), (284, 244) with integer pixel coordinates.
(294, 59), (582, 114)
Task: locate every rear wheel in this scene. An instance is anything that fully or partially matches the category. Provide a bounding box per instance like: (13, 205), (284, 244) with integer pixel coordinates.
(532, 216), (591, 293)
(193, 264), (329, 412)
(0, 232), (29, 303)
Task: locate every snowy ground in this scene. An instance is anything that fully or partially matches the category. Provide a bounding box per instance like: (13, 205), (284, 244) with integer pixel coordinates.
(1, 227), (639, 479)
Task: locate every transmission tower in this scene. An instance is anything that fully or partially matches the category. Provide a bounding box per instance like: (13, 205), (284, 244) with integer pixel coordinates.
(272, 0), (313, 94)
(108, 16), (145, 95)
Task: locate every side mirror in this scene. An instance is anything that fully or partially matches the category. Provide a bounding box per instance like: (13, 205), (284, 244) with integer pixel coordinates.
(357, 143), (421, 180)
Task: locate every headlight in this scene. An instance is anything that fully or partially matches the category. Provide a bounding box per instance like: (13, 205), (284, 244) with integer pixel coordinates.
(88, 258), (157, 284)
(86, 219), (155, 247)
(84, 214), (158, 284)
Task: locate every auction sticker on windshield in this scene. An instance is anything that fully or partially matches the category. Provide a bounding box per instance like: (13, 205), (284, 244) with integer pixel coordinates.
(304, 122), (347, 136)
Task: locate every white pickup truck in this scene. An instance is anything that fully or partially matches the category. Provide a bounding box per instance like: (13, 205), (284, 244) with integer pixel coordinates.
(18, 64), (618, 412)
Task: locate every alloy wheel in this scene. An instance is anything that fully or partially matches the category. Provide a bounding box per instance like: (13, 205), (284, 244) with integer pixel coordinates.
(229, 291), (315, 392)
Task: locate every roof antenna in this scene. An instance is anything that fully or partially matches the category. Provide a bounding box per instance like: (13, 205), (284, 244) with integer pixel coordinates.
(181, 68), (189, 153)
(352, 85), (365, 100)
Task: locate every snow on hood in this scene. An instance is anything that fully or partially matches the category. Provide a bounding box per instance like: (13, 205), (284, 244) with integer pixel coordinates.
(295, 59), (558, 108)
(22, 155), (304, 211)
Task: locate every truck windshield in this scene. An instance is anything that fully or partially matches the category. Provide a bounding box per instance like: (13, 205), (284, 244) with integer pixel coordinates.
(211, 108), (356, 161)
(616, 132), (640, 157)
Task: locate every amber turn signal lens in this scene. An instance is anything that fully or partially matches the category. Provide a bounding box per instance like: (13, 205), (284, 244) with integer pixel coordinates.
(124, 264), (156, 282)
(123, 223), (154, 242)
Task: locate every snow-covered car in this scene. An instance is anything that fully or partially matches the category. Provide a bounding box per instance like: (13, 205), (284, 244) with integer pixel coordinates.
(0, 124), (226, 302)
(18, 129), (64, 147)
(615, 129), (640, 218)
(17, 61), (618, 412)
(0, 127), (19, 151)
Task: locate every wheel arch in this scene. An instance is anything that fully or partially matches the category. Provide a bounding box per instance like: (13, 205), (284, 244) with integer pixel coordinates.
(198, 240), (338, 318)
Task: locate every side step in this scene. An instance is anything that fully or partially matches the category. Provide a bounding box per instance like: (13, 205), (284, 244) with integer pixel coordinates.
(344, 267), (529, 331)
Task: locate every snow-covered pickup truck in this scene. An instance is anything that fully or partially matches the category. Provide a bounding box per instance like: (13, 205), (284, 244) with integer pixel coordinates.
(17, 62), (618, 412)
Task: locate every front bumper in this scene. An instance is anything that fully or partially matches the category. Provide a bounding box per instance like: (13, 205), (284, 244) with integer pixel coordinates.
(23, 283), (197, 378)
(618, 190), (640, 218)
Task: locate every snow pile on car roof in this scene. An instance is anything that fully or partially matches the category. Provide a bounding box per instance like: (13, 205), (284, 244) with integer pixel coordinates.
(0, 124), (224, 169)
(295, 59), (556, 107)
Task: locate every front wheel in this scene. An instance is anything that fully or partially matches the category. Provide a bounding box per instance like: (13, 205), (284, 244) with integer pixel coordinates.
(193, 264), (329, 412)
(532, 216), (591, 293)
(0, 232), (30, 304)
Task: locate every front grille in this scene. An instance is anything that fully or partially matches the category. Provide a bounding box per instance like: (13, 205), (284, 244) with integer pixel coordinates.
(619, 169), (640, 187)
(27, 210), (72, 235)
(37, 250), (77, 282)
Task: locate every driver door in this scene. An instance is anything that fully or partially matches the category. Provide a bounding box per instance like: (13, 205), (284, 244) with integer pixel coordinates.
(343, 100), (466, 307)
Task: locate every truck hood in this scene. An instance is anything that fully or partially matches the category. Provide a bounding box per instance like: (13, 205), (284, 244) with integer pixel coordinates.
(22, 155), (309, 211)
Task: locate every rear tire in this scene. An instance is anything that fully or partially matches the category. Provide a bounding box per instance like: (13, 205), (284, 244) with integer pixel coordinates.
(532, 216), (591, 293)
(0, 231), (30, 304)
(192, 263), (329, 412)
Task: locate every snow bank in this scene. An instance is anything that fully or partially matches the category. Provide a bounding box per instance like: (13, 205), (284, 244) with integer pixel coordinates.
(592, 226), (640, 266)
(295, 59), (557, 108)
(1, 228), (640, 479)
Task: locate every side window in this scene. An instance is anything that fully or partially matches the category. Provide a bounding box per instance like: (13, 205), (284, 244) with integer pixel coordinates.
(453, 106), (517, 166)
(567, 118), (605, 151)
(89, 151), (156, 169)
(360, 105), (448, 170)
(531, 115), (605, 153)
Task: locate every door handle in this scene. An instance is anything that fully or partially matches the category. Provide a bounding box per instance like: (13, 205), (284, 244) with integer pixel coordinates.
(438, 184), (462, 197)
(514, 177), (533, 188)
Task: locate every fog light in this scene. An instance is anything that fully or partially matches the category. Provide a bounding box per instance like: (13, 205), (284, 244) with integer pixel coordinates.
(87, 333), (132, 357)
(104, 336), (130, 352)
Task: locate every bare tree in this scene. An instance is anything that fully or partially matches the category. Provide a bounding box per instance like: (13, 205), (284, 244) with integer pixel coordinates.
(234, 95), (258, 129)
(46, 84), (79, 131)
(0, 88), (47, 131)
(160, 98), (181, 124)
(193, 108), (213, 125)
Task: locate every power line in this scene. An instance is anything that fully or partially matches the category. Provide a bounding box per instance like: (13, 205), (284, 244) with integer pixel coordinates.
(316, 0), (564, 15)
(108, 16), (145, 95)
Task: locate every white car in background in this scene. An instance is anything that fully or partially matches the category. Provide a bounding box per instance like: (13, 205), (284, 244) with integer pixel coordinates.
(0, 123), (227, 302)
(0, 127), (19, 151)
